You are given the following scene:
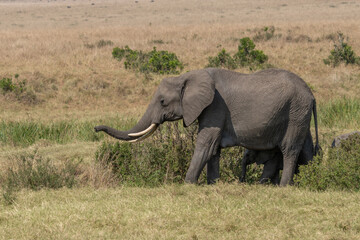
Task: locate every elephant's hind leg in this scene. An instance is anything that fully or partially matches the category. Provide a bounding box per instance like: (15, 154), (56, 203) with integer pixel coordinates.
(259, 158), (279, 184)
(279, 140), (305, 186)
(207, 148), (221, 184)
(279, 127), (308, 186)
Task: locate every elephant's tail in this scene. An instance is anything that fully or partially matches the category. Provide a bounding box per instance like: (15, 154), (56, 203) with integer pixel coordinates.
(313, 99), (321, 155)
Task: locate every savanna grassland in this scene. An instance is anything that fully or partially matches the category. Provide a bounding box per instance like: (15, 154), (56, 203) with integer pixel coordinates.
(1, 0), (360, 239)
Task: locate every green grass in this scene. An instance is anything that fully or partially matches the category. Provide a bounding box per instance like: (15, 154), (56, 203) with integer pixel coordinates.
(1, 184), (360, 239)
(0, 118), (136, 147)
(318, 97), (360, 129)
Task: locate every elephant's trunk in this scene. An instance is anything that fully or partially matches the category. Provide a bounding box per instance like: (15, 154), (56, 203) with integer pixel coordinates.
(94, 107), (159, 142)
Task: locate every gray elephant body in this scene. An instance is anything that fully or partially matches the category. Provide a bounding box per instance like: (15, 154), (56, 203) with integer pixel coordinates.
(331, 131), (360, 148)
(95, 68), (320, 186)
(240, 130), (315, 184)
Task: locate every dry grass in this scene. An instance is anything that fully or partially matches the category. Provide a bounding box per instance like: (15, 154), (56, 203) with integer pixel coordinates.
(1, 184), (360, 239)
(1, 0), (360, 121)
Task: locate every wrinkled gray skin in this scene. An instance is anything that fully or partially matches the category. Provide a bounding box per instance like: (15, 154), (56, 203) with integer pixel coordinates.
(331, 131), (360, 148)
(94, 68), (320, 186)
(240, 130), (316, 185)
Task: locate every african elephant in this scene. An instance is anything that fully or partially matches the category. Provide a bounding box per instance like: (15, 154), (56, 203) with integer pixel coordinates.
(94, 68), (320, 186)
(331, 131), (360, 148)
(240, 130), (316, 184)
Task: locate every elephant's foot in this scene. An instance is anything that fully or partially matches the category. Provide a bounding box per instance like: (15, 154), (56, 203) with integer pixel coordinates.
(184, 175), (198, 184)
(239, 176), (246, 183)
(259, 178), (271, 184)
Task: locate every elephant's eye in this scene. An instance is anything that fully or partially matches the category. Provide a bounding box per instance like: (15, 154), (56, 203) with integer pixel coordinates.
(160, 98), (167, 107)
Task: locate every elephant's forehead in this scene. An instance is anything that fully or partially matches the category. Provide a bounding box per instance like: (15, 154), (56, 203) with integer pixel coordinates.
(159, 78), (180, 90)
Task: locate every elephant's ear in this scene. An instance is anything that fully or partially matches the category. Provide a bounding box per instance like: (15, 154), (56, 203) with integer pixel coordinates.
(181, 70), (215, 127)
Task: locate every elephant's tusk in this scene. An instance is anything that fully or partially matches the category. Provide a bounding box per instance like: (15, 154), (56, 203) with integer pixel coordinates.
(128, 124), (158, 143)
(128, 123), (157, 137)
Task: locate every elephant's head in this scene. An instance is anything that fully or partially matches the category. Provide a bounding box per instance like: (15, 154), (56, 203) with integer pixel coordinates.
(94, 69), (215, 142)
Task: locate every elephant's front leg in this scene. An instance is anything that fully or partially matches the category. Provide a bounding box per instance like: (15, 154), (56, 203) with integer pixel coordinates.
(185, 127), (221, 184)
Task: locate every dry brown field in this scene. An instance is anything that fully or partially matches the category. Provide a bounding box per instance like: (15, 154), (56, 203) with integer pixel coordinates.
(1, 0), (360, 121)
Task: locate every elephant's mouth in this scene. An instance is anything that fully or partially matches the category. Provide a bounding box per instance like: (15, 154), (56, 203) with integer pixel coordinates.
(128, 123), (159, 143)
(162, 113), (182, 123)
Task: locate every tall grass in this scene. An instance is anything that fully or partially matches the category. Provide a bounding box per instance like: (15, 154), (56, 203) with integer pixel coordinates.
(0, 118), (136, 147)
(1, 150), (81, 205)
(318, 97), (360, 129)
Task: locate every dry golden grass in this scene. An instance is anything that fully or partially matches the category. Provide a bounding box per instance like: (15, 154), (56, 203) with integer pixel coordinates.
(1, 184), (360, 239)
(1, 0), (360, 121)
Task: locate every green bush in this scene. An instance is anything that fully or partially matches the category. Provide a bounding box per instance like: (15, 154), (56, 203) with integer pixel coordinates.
(295, 133), (360, 191)
(233, 37), (268, 68)
(0, 77), (15, 93)
(323, 32), (360, 67)
(207, 37), (269, 71)
(1, 151), (80, 204)
(0, 75), (35, 104)
(207, 49), (237, 70)
(112, 46), (183, 74)
(95, 122), (195, 186)
(95, 122), (262, 186)
(0, 74), (26, 95)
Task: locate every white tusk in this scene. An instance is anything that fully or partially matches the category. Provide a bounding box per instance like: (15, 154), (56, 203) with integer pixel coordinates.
(128, 125), (158, 143)
(128, 123), (157, 137)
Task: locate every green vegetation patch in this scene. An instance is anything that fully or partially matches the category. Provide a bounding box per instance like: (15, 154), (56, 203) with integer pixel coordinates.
(112, 46), (184, 74)
(95, 122), (261, 186)
(323, 32), (360, 67)
(207, 37), (269, 71)
(318, 97), (360, 129)
(1, 151), (80, 205)
(0, 75), (26, 95)
(0, 74), (39, 105)
(0, 118), (136, 147)
(295, 133), (360, 191)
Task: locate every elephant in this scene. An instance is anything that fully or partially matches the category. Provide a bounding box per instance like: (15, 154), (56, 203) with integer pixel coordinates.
(331, 131), (360, 148)
(240, 130), (316, 184)
(94, 68), (320, 186)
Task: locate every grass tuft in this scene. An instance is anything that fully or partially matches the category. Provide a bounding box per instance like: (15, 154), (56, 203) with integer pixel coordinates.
(1, 150), (80, 205)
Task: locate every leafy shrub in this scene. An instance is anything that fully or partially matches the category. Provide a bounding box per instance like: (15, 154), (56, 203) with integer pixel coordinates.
(1, 151), (80, 204)
(0, 75), (26, 95)
(323, 32), (360, 67)
(0, 77), (15, 93)
(112, 46), (183, 74)
(95, 122), (261, 186)
(0, 75), (35, 104)
(207, 49), (237, 70)
(95, 122), (196, 186)
(295, 133), (360, 191)
(233, 37), (268, 68)
(207, 38), (269, 71)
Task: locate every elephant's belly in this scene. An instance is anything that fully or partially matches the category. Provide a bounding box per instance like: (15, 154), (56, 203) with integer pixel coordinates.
(220, 134), (237, 148)
(220, 124), (283, 150)
(235, 128), (282, 150)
